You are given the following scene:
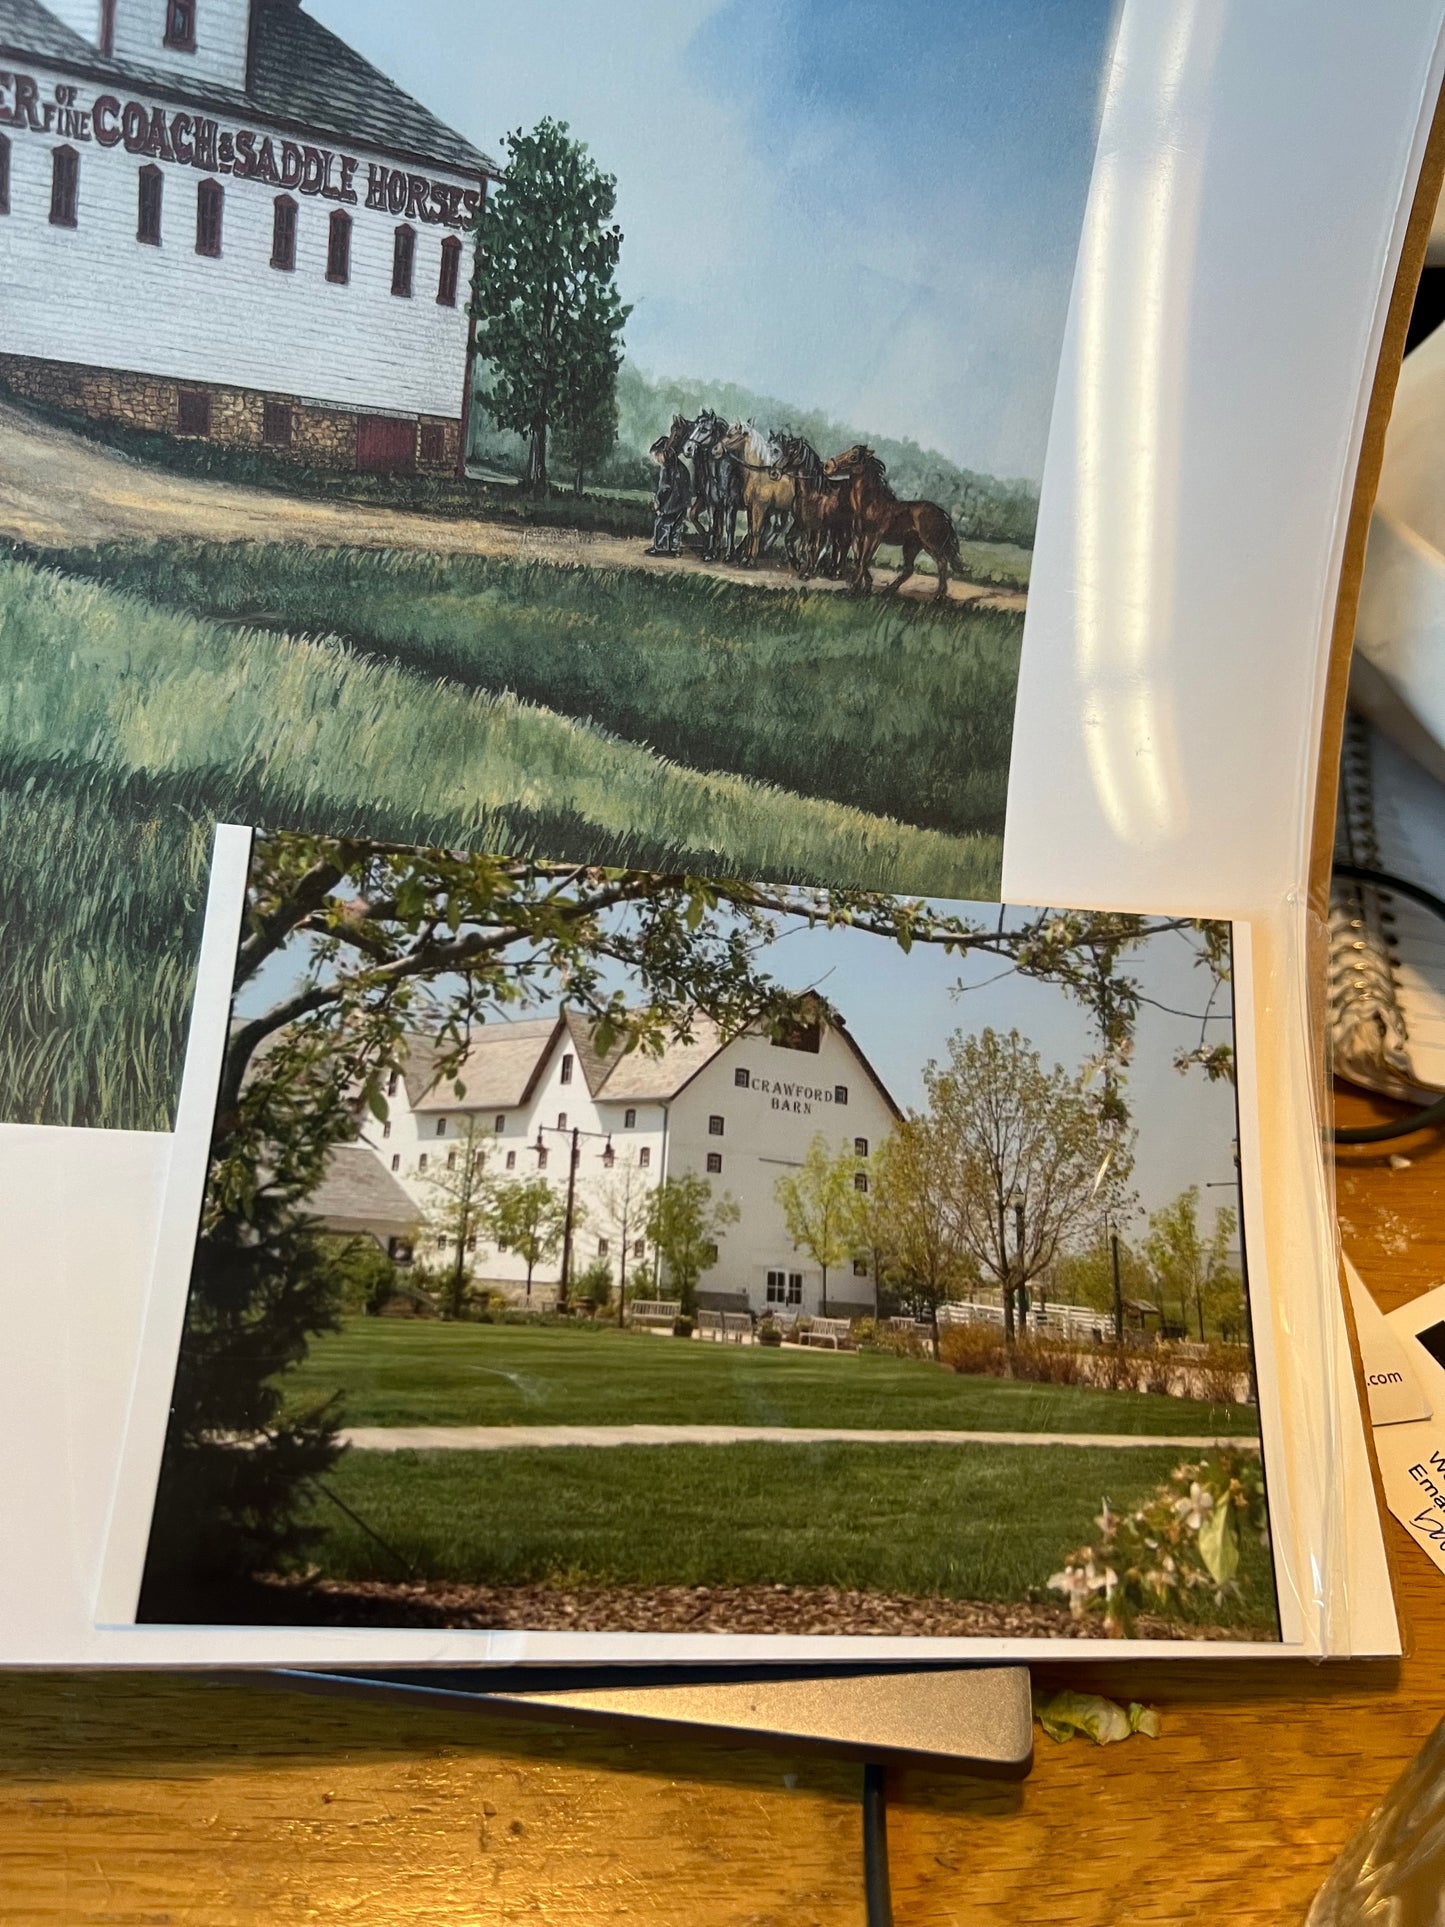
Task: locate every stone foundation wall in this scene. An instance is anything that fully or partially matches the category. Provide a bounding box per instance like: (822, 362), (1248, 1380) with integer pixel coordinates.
(0, 354), (459, 473)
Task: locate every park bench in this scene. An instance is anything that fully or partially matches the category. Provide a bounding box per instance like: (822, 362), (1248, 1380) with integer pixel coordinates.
(697, 1310), (725, 1341)
(722, 1312), (752, 1343)
(627, 1299), (682, 1329)
(799, 1316), (853, 1350)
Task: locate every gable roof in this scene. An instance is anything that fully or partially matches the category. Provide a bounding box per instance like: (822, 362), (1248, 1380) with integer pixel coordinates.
(401, 1008), (901, 1118)
(308, 1145), (417, 1234)
(0, 0), (495, 178)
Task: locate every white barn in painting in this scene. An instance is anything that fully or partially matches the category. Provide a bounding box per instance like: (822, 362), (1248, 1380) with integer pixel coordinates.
(360, 1007), (900, 1320)
(0, 0), (494, 469)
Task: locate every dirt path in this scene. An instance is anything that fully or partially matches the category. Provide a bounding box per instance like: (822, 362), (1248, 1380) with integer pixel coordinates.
(0, 400), (1026, 610)
(339, 1424), (1258, 1452)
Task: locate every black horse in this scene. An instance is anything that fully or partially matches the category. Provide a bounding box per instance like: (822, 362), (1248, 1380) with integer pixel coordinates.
(682, 409), (744, 562)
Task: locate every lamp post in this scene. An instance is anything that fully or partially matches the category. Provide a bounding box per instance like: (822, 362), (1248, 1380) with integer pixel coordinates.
(533, 1122), (613, 1311)
(1011, 1191), (1027, 1332)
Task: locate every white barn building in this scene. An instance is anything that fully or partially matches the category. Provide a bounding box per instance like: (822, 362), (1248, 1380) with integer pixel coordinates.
(360, 1007), (901, 1320)
(0, 0), (494, 469)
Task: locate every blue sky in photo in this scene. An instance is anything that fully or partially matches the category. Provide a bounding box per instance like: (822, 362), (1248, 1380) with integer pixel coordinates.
(309, 0), (1119, 479)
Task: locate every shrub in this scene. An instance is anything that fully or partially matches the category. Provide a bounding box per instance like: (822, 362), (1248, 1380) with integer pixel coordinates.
(756, 1319), (783, 1348)
(1012, 1336), (1089, 1387)
(574, 1258), (614, 1311)
(1085, 1344), (1139, 1394)
(938, 1322), (1009, 1379)
(1140, 1347), (1178, 1398)
(1198, 1343), (1251, 1406)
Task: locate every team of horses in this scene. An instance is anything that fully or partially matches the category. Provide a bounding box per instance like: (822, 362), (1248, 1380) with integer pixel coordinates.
(662, 411), (963, 600)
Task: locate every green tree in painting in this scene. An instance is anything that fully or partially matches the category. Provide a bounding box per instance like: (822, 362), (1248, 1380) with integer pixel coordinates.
(422, 1116), (494, 1319)
(774, 1134), (867, 1321)
(472, 118), (630, 493)
(489, 1175), (568, 1303)
(555, 345), (621, 496)
(644, 1174), (739, 1316)
(1145, 1186), (1238, 1341)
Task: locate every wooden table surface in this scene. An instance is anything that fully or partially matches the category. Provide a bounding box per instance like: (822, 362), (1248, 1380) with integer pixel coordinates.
(5, 1086), (1445, 1925)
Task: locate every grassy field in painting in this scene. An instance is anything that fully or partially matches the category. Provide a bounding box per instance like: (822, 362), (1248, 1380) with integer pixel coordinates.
(0, 551), (1008, 1126)
(283, 1319), (1260, 1437)
(39, 543), (1022, 839)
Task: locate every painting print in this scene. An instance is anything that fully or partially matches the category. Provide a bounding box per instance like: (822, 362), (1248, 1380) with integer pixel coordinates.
(0, 0), (1115, 1132)
(133, 826), (1280, 1644)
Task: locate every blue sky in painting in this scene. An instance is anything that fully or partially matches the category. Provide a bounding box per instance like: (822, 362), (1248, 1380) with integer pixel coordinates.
(309, 0), (1118, 479)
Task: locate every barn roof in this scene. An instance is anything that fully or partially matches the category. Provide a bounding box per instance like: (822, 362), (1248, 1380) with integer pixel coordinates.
(307, 1145), (417, 1235)
(0, 0), (495, 178)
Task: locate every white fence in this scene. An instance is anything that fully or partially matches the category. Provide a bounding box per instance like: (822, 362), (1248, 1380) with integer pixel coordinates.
(934, 1300), (1115, 1343)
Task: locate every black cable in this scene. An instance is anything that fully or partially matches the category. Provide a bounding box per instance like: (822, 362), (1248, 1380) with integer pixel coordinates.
(1331, 861), (1445, 1143)
(862, 1762), (893, 1927)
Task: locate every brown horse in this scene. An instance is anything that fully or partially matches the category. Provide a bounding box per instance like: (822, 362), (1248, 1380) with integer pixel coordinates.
(772, 432), (854, 580)
(823, 444), (961, 599)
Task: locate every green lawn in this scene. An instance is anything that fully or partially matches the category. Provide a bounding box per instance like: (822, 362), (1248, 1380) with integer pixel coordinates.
(40, 541), (1022, 840)
(308, 1441), (1278, 1633)
(281, 1319), (1261, 1436)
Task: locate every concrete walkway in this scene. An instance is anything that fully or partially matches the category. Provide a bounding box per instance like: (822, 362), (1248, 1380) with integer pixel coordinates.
(339, 1424), (1261, 1453)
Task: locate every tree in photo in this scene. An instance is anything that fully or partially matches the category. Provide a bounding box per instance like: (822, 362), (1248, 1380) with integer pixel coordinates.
(644, 1174), (739, 1317)
(489, 1174), (568, 1303)
(774, 1133), (868, 1321)
(1145, 1186), (1238, 1341)
(422, 1116), (494, 1319)
(869, 1120), (971, 1359)
(1052, 1231), (1151, 1326)
(598, 1156), (655, 1327)
(925, 1027), (1132, 1346)
(472, 118), (630, 494)
(555, 340), (621, 497)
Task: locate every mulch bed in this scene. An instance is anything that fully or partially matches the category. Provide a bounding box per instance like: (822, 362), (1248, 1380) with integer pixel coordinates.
(248, 1574), (1259, 1640)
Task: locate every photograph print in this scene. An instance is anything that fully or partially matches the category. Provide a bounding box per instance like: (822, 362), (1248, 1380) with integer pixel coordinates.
(135, 826), (1280, 1644)
(0, 0), (1116, 1134)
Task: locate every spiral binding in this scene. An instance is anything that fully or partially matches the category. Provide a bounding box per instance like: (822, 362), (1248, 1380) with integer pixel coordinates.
(1328, 714), (1418, 1099)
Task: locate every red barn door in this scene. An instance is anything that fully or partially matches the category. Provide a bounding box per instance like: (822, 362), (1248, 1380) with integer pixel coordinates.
(356, 415), (417, 473)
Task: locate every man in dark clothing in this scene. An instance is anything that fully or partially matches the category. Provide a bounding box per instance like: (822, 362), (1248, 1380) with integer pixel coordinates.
(645, 434), (690, 556)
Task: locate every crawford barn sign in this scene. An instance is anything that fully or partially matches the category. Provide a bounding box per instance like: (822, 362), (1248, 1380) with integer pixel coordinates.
(0, 69), (482, 229)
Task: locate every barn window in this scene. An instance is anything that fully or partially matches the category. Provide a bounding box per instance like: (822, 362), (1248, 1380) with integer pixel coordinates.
(708, 1115), (724, 1137)
(326, 208), (351, 284)
(447, 1150), (457, 1169)
(505, 1150), (516, 1170)
(49, 146), (78, 227)
(624, 1108), (636, 1129)
(638, 1147), (650, 1168)
(702, 1242), (719, 1265)
(632, 1238), (645, 1259)
(386, 1070), (399, 1095)
(137, 165), (162, 244)
(560, 1053), (573, 1085)
(417, 1153), (428, 1172)
(437, 234), (462, 306)
(419, 422), (447, 465)
(390, 1154), (400, 1172)
(734, 1067), (750, 1088)
(262, 401), (292, 447)
(854, 1137), (869, 1158)
(176, 388), (211, 437)
(195, 178), (222, 257)
(494, 1114), (505, 1133)
(557, 1112), (567, 1131)
(391, 224), (415, 297)
(435, 1119), (446, 1137)
(597, 1238), (609, 1257)
(706, 1153), (722, 1175)
(270, 194), (296, 270)
(853, 1259), (869, 1277)
(164, 0), (196, 50)
(853, 1172), (869, 1194)
(381, 1121), (392, 1141)
(0, 135), (11, 216)
(834, 1085), (848, 1106)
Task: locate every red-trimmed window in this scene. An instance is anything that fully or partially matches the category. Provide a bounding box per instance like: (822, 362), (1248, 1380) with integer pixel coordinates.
(437, 234), (462, 306)
(165, 0), (196, 51)
(270, 194), (296, 271)
(195, 178), (222, 257)
(49, 146), (78, 227)
(137, 164), (162, 245)
(326, 208), (351, 284)
(391, 224), (415, 297)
